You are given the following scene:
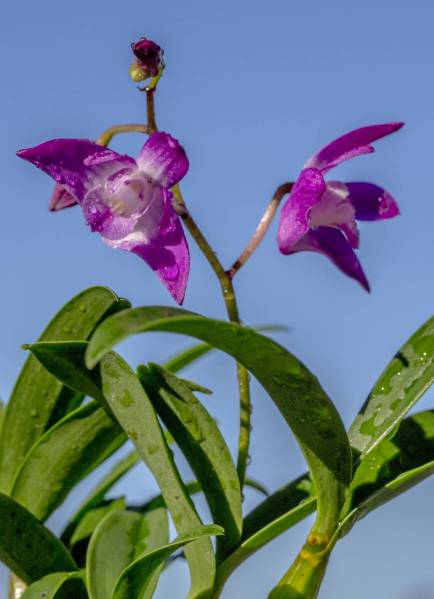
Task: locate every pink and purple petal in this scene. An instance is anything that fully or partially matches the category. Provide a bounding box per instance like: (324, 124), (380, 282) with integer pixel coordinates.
(310, 182), (359, 248)
(138, 132), (189, 188)
(294, 227), (370, 291)
(17, 139), (136, 203)
(49, 185), (78, 211)
(305, 122), (404, 173)
(104, 188), (189, 304)
(345, 182), (400, 221)
(277, 168), (326, 253)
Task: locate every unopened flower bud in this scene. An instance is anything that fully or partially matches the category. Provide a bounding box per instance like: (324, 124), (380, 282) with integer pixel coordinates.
(130, 38), (164, 81)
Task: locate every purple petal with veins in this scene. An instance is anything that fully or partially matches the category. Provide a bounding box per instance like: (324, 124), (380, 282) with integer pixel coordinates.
(277, 168), (326, 253)
(17, 139), (136, 202)
(310, 182), (359, 248)
(305, 122), (404, 173)
(18, 132), (190, 304)
(294, 227), (370, 291)
(104, 188), (189, 304)
(345, 182), (400, 221)
(138, 132), (189, 188)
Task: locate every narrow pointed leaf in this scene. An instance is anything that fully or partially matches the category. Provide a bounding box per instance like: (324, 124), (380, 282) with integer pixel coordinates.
(86, 508), (168, 599)
(163, 325), (286, 374)
(70, 498), (127, 548)
(99, 351), (217, 599)
(26, 341), (105, 404)
(138, 364), (242, 560)
(349, 316), (434, 457)
(341, 409), (434, 536)
(0, 493), (76, 584)
(21, 572), (87, 599)
(0, 286), (129, 492)
(112, 525), (224, 599)
(165, 343), (212, 374)
(214, 477), (315, 594)
(86, 306), (351, 545)
(10, 401), (125, 520)
(62, 450), (140, 546)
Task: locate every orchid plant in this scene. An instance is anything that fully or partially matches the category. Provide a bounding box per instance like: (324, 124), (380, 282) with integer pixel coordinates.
(1, 35), (433, 599)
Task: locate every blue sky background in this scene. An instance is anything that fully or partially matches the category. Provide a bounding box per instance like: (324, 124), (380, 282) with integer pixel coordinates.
(1, 1), (433, 597)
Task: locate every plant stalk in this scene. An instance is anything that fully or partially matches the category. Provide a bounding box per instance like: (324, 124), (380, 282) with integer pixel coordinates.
(144, 89), (252, 488)
(227, 182), (293, 279)
(96, 123), (148, 146)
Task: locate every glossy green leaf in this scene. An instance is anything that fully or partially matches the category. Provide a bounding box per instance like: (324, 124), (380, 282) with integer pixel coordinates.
(214, 477), (315, 594)
(138, 363), (242, 560)
(86, 508), (168, 599)
(10, 401), (126, 521)
(99, 351), (217, 599)
(0, 286), (129, 493)
(86, 306), (351, 544)
(62, 450), (140, 546)
(26, 341), (105, 405)
(0, 493), (76, 584)
(165, 343), (212, 374)
(349, 316), (434, 458)
(163, 325), (287, 375)
(112, 525), (224, 599)
(341, 409), (434, 536)
(21, 572), (87, 599)
(70, 498), (126, 548)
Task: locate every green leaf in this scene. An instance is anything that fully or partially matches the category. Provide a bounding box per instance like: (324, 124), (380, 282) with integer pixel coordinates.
(341, 409), (434, 536)
(99, 351), (217, 599)
(165, 343), (212, 374)
(163, 325), (287, 375)
(138, 364), (242, 561)
(86, 306), (351, 539)
(112, 525), (224, 599)
(0, 493), (76, 584)
(26, 341), (105, 405)
(9, 401), (126, 521)
(86, 508), (168, 599)
(70, 498), (127, 548)
(0, 286), (129, 493)
(62, 450), (140, 546)
(349, 316), (434, 458)
(21, 572), (87, 599)
(214, 477), (315, 594)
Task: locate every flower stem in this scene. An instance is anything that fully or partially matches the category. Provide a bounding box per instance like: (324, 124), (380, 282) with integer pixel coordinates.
(96, 123), (149, 147)
(227, 182), (293, 280)
(144, 83), (253, 489)
(172, 186), (252, 486)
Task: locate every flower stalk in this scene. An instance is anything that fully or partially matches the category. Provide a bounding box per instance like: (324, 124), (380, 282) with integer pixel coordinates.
(227, 182), (293, 279)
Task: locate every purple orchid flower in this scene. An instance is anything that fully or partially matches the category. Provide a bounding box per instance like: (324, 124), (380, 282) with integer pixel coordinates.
(18, 132), (190, 304)
(277, 122), (403, 291)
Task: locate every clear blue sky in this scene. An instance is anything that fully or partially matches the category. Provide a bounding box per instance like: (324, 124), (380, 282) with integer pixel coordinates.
(1, 1), (433, 597)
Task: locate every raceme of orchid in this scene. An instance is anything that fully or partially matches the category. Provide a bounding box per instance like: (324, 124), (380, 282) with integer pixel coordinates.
(18, 132), (190, 304)
(277, 122), (402, 291)
(4, 33), (432, 599)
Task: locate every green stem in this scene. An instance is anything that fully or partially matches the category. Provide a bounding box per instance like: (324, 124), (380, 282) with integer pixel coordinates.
(142, 82), (252, 489)
(172, 186), (252, 487)
(268, 540), (331, 599)
(95, 123), (148, 147)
